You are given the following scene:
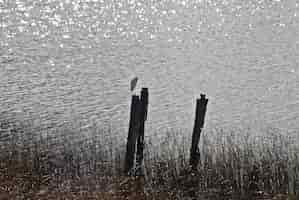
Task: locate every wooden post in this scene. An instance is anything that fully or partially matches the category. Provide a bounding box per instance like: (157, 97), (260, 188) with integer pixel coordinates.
(190, 94), (208, 170)
(136, 88), (149, 175)
(124, 95), (140, 174)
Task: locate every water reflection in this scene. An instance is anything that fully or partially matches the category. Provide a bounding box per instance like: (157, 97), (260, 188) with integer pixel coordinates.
(0, 0), (299, 135)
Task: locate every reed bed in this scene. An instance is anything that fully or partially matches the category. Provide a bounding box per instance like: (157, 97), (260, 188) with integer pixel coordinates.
(0, 118), (298, 199)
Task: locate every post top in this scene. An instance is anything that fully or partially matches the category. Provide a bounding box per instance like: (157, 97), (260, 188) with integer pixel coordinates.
(132, 95), (139, 99)
(200, 94), (206, 99)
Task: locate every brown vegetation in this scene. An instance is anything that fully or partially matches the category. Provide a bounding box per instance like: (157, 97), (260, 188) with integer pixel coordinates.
(0, 119), (298, 199)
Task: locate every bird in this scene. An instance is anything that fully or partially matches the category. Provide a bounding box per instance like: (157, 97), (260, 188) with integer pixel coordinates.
(130, 77), (138, 92)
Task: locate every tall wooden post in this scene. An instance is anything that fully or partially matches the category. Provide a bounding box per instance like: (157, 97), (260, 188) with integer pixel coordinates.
(190, 94), (208, 170)
(124, 95), (140, 174)
(136, 88), (149, 175)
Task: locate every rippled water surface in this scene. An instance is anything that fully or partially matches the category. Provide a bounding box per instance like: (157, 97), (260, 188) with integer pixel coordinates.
(1, 0), (299, 136)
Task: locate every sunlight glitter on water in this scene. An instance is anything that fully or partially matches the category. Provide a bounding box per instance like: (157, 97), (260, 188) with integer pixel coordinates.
(0, 0), (299, 135)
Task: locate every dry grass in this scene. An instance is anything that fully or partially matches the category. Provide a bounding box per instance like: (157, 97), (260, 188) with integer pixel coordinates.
(0, 118), (298, 199)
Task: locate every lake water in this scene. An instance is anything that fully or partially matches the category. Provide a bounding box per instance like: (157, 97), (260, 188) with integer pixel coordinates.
(1, 0), (299, 138)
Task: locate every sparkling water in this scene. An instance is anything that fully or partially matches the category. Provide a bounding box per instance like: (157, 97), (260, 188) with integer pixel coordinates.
(0, 0), (299, 137)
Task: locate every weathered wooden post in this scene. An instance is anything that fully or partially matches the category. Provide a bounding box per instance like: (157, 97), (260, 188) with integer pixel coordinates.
(190, 94), (208, 170)
(124, 95), (141, 174)
(136, 88), (149, 175)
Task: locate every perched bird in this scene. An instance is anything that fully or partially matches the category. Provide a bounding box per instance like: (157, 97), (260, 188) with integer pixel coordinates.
(130, 77), (138, 92)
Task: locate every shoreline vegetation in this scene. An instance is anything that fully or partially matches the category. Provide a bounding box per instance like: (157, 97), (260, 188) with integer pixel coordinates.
(0, 118), (299, 200)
